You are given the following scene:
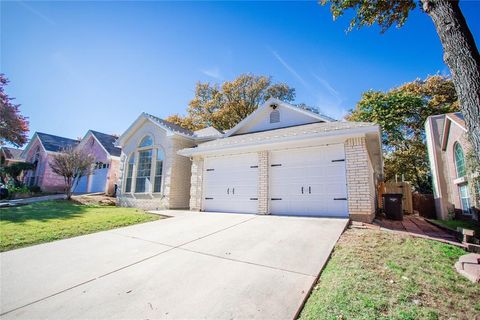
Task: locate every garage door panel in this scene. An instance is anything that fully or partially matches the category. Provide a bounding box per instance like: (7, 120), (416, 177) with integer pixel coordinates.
(270, 145), (348, 217)
(73, 175), (88, 193)
(203, 153), (258, 214)
(89, 168), (108, 193)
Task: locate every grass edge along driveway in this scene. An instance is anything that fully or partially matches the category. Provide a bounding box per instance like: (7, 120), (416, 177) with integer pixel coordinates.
(0, 200), (160, 252)
(299, 228), (480, 320)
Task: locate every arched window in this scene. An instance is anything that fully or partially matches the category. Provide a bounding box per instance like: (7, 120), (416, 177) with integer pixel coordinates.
(124, 154), (135, 193)
(270, 110), (280, 124)
(125, 135), (166, 194)
(154, 149), (164, 193)
(454, 143), (466, 178)
(139, 136), (153, 148)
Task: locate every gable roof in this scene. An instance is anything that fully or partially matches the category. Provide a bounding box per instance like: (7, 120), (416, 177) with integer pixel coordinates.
(446, 112), (466, 130)
(116, 113), (196, 147)
(441, 112), (467, 150)
(1, 147), (23, 161)
(144, 113), (195, 137)
(194, 127), (223, 138)
(89, 130), (122, 157)
(223, 98), (335, 137)
(36, 132), (79, 152)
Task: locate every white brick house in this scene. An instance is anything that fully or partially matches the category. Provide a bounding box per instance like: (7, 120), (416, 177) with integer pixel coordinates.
(115, 113), (221, 210)
(117, 99), (383, 222)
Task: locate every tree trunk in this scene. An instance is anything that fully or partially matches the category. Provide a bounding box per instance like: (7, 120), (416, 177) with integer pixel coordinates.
(422, 0), (480, 162)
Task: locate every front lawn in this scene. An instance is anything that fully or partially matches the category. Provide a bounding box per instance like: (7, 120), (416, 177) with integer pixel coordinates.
(432, 219), (480, 236)
(0, 200), (160, 252)
(300, 228), (480, 320)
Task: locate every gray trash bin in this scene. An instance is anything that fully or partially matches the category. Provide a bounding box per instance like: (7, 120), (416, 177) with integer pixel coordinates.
(382, 193), (403, 220)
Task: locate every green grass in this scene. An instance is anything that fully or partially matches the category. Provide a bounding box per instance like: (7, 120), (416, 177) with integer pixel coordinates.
(0, 200), (160, 252)
(432, 219), (480, 235)
(299, 228), (480, 320)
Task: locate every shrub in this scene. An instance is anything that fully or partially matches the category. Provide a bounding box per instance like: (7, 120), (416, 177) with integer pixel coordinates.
(28, 185), (42, 193)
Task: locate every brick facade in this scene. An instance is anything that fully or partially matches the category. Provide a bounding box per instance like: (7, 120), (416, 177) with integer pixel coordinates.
(23, 139), (66, 193)
(258, 151), (269, 214)
(189, 156), (204, 211)
(188, 139), (378, 223)
(116, 121), (194, 210)
(345, 137), (376, 223)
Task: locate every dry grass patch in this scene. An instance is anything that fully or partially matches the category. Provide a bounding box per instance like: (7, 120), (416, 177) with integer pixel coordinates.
(299, 228), (480, 320)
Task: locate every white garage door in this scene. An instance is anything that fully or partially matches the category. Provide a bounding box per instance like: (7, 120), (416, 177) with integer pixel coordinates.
(203, 153), (258, 214)
(270, 144), (348, 217)
(88, 168), (108, 193)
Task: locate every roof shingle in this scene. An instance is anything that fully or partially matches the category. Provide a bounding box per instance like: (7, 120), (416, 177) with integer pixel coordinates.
(90, 131), (122, 157)
(144, 113), (194, 136)
(36, 132), (79, 152)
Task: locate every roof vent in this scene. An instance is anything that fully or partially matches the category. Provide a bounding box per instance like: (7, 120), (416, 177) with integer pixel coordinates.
(270, 109), (280, 124)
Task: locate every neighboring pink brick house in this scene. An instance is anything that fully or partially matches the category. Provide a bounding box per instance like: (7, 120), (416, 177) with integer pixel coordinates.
(426, 112), (479, 221)
(74, 130), (121, 195)
(21, 131), (121, 195)
(22, 132), (80, 192)
(0, 147), (23, 167)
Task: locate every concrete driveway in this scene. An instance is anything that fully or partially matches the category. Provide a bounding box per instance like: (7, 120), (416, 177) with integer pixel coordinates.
(0, 211), (348, 320)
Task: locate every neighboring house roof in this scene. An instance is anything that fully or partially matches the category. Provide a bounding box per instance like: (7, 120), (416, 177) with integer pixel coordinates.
(441, 112), (467, 150)
(1, 147), (23, 161)
(89, 130), (122, 157)
(36, 132), (79, 152)
(180, 121), (378, 156)
(224, 98), (335, 137)
(446, 112), (466, 130)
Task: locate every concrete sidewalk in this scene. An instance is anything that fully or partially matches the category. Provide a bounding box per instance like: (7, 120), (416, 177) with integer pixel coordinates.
(0, 194), (66, 207)
(0, 211), (347, 319)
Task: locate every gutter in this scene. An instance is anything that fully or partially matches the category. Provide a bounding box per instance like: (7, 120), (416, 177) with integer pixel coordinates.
(178, 125), (379, 157)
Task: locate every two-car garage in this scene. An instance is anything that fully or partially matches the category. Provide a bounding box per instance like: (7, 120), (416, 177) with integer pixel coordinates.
(201, 144), (349, 217)
(179, 99), (382, 223)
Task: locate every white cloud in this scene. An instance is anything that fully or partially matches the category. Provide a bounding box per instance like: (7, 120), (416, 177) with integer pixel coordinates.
(201, 67), (223, 80)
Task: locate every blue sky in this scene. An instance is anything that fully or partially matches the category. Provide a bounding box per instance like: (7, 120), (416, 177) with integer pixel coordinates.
(2, 1), (479, 142)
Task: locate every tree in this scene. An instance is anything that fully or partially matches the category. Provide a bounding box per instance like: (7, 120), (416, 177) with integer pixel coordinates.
(49, 147), (95, 200)
(166, 74), (295, 131)
(347, 76), (459, 192)
(0, 162), (34, 187)
(0, 74), (29, 147)
(320, 0), (480, 162)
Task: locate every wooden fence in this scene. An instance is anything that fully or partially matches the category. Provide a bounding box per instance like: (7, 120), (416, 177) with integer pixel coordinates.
(378, 181), (413, 214)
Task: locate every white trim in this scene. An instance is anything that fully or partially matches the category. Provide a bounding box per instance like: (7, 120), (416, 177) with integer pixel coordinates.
(453, 176), (468, 185)
(20, 133), (47, 158)
(441, 114), (468, 150)
(116, 114), (147, 146)
(116, 113), (195, 147)
(179, 126), (378, 157)
(446, 114), (467, 132)
(223, 98), (333, 137)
